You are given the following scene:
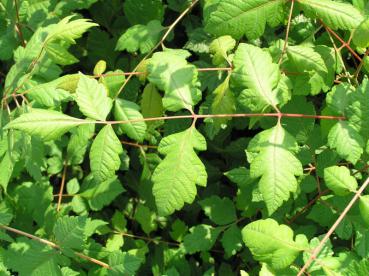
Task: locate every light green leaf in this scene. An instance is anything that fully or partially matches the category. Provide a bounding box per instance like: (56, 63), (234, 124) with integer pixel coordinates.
(116, 20), (165, 54)
(90, 125), (123, 182)
(324, 166), (358, 196)
(225, 167), (255, 187)
(297, 0), (363, 30)
(327, 121), (364, 164)
(46, 15), (98, 44)
(209, 35), (236, 65)
(205, 0), (287, 40)
(45, 42), (79, 65)
(242, 219), (307, 270)
(108, 251), (142, 276)
(54, 216), (86, 252)
(114, 99), (147, 142)
(147, 51), (202, 112)
(183, 224), (222, 254)
(246, 124), (303, 214)
(233, 43), (283, 112)
(152, 127), (207, 216)
(76, 75), (113, 121)
(5, 109), (86, 141)
(199, 195), (237, 225)
(81, 176), (125, 211)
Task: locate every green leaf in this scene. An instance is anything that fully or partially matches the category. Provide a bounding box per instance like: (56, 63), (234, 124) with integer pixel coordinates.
(81, 176), (125, 211)
(183, 224), (222, 254)
(90, 125), (123, 182)
(205, 0), (287, 40)
(45, 42), (79, 65)
(359, 195), (369, 226)
(152, 127), (207, 216)
(108, 251), (143, 276)
(147, 51), (202, 112)
(116, 20), (165, 54)
(347, 78), (369, 139)
(209, 35), (236, 65)
(221, 225), (243, 257)
(123, 0), (164, 25)
(246, 124), (303, 214)
(54, 216), (86, 252)
(134, 204), (157, 234)
(224, 167), (255, 187)
(324, 166), (358, 196)
(76, 75), (113, 121)
(354, 18), (369, 48)
(114, 99), (147, 142)
(233, 43), (285, 112)
(242, 219), (307, 270)
(5, 109), (86, 141)
(327, 121), (364, 164)
(198, 195), (237, 225)
(4, 238), (62, 276)
(297, 0), (364, 30)
(67, 124), (95, 165)
(204, 76), (236, 139)
(141, 83), (164, 120)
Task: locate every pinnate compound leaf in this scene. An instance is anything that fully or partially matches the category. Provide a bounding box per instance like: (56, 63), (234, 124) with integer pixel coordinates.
(76, 75), (113, 121)
(183, 224), (222, 254)
(297, 0), (364, 30)
(54, 216), (86, 252)
(328, 121), (364, 164)
(324, 166), (358, 196)
(147, 51), (201, 112)
(90, 125), (123, 182)
(205, 0), (287, 40)
(152, 127), (207, 216)
(116, 20), (165, 54)
(233, 43), (284, 112)
(242, 219), (307, 270)
(246, 124), (303, 214)
(108, 251), (143, 276)
(114, 99), (147, 142)
(5, 109), (86, 141)
(199, 195), (237, 225)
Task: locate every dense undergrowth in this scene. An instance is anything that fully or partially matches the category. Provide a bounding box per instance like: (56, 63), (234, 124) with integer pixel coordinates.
(2, 0), (369, 275)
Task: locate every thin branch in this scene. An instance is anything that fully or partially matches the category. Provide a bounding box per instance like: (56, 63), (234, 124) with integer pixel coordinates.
(320, 20), (362, 63)
(121, 140), (158, 149)
(298, 176), (369, 276)
(101, 112), (345, 126)
(278, 0), (295, 65)
(0, 224), (110, 269)
(56, 160), (68, 212)
(354, 48), (369, 82)
(113, 0), (199, 99)
(14, 0), (26, 47)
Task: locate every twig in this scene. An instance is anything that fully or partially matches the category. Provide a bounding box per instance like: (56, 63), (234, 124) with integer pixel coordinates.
(0, 224), (110, 269)
(278, 0), (295, 65)
(56, 160), (68, 212)
(298, 176), (369, 275)
(14, 0), (26, 47)
(121, 140), (158, 149)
